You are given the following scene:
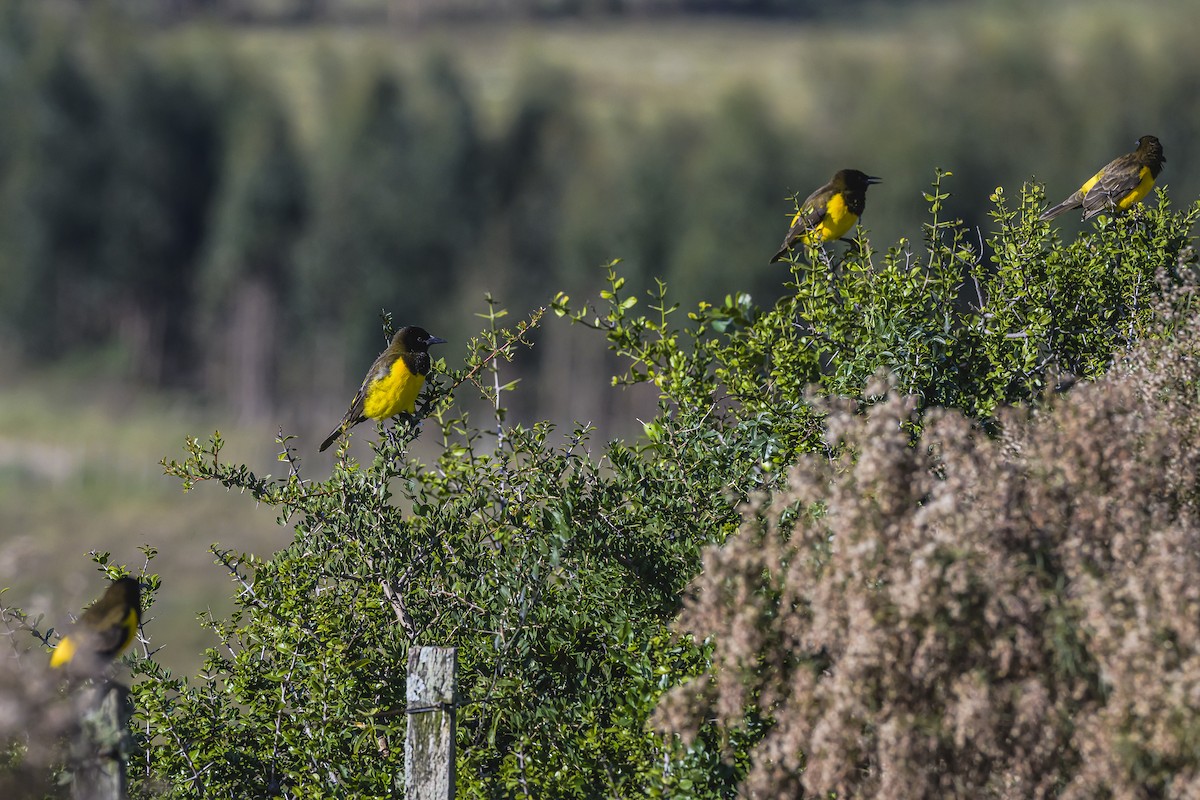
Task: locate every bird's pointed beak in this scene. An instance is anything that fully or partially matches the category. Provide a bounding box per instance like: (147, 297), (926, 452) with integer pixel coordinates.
(426, 336), (448, 346)
(867, 176), (883, 185)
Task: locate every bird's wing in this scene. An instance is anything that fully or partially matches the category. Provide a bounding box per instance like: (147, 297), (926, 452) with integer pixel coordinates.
(788, 184), (833, 238)
(97, 615), (135, 657)
(341, 350), (397, 426)
(84, 604), (137, 657)
(1082, 155), (1144, 218)
(339, 387), (369, 428)
(770, 182), (836, 262)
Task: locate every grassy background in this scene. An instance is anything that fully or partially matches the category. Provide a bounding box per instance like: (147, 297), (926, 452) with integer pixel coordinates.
(0, 362), (283, 675)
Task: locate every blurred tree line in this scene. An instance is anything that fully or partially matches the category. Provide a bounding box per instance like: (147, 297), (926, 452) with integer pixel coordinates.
(0, 1), (1197, 433)
(70, 0), (867, 26)
(0, 1), (791, 430)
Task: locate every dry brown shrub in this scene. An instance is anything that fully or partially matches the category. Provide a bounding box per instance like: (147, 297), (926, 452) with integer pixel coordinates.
(0, 653), (77, 798)
(656, 292), (1200, 799)
(0, 605), (118, 798)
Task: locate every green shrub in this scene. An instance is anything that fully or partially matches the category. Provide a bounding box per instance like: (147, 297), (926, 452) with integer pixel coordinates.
(6, 175), (1194, 796)
(137, 307), (739, 798)
(123, 180), (1196, 796)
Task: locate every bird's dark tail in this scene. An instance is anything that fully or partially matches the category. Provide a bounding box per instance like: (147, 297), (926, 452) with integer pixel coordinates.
(1039, 203), (1072, 222)
(319, 424), (346, 453)
(1040, 190), (1084, 222)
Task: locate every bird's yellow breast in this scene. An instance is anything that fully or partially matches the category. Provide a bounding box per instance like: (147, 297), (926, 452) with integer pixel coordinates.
(796, 192), (857, 245)
(1118, 166), (1155, 210)
(363, 358), (425, 420)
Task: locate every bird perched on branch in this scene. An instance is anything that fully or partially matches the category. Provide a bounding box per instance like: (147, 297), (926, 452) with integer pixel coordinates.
(1040, 135), (1165, 221)
(770, 168), (882, 263)
(50, 577), (141, 675)
(319, 325), (447, 453)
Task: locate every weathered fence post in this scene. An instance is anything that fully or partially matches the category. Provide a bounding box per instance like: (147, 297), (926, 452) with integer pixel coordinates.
(405, 646), (457, 800)
(71, 681), (132, 800)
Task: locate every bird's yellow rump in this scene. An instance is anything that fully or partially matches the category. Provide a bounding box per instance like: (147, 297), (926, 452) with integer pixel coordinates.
(1041, 135), (1165, 222)
(50, 577), (141, 675)
(319, 325), (447, 453)
(771, 169), (882, 263)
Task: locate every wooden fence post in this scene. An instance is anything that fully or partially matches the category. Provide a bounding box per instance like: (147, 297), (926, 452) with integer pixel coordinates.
(71, 681), (132, 800)
(405, 646), (457, 800)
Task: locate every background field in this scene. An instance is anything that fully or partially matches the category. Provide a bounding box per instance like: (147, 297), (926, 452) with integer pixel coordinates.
(2, 0), (1198, 673)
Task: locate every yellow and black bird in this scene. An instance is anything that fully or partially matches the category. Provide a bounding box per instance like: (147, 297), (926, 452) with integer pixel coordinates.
(770, 169), (882, 263)
(1040, 134), (1165, 222)
(49, 577), (141, 675)
(319, 325), (447, 453)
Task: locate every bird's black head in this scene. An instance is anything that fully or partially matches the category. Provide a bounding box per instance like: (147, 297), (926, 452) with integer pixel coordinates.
(105, 576), (142, 611)
(835, 169), (883, 192)
(1136, 134), (1165, 165)
(393, 326), (448, 354)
